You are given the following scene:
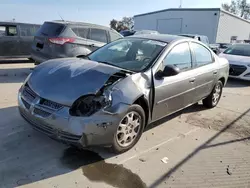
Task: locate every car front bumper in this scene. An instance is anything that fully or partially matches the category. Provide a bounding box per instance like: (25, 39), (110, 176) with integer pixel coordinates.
(18, 89), (129, 147)
(229, 63), (250, 81)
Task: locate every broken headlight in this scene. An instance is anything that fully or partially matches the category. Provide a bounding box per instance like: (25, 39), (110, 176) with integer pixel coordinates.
(70, 91), (112, 117)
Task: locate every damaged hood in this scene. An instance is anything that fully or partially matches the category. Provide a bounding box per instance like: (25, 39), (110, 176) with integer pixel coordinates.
(28, 58), (124, 106)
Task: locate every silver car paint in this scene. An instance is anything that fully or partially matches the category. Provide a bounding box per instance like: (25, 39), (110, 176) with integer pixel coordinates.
(219, 53), (250, 81)
(18, 38), (229, 147)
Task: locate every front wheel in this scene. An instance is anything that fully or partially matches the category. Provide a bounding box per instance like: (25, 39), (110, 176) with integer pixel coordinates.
(111, 104), (145, 154)
(203, 80), (223, 108)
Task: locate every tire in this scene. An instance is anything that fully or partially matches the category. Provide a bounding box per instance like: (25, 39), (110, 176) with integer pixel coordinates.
(111, 104), (145, 154)
(203, 80), (223, 108)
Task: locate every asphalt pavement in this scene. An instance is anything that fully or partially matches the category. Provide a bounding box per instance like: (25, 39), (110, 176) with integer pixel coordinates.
(0, 62), (250, 188)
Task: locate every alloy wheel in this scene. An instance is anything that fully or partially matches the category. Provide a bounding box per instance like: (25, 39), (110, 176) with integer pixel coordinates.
(116, 111), (141, 148)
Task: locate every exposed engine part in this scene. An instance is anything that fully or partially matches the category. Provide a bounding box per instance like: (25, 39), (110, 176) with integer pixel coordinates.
(70, 71), (129, 117)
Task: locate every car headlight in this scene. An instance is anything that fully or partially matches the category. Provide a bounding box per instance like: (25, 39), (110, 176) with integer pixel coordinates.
(70, 91), (112, 116)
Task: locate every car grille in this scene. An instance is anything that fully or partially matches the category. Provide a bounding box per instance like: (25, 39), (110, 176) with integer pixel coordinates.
(229, 64), (247, 76)
(21, 97), (31, 109)
(33, 107), (52, 118)
(21, 84), (63, 117)
(40, 99), (63, 110)
(22, 84), (37, 102)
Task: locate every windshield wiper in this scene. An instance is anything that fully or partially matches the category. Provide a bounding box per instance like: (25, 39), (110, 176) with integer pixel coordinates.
(97, 61), (115, 67)
(77, 55), (90, 60)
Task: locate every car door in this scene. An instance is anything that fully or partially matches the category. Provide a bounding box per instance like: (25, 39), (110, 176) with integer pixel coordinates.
(87, 28), (108, 51)
(19, 24), (39, 56)
(189, 42), (217, 102)
(152, 42), (197, 121)
(0, 25), (20, 57)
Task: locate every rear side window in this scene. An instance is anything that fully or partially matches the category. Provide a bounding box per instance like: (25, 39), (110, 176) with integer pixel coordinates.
(110, 31), (122, 41)
(89, 28), (107, 43)
(191, 42), (213, 67)
(36, 22), (64, 36)
(0, 25), (17, 36)
(20, 25), (40, 36)
(71, 27), (88, 38)
(0, 26), (6, 36)
(164, 42), (192, 71)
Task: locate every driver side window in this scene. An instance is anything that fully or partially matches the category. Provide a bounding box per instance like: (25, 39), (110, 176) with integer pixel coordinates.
(163, 42), (192, 71)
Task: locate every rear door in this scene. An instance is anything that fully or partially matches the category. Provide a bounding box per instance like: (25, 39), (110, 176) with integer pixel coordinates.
(189, 42), (217, 101)
(19, 24), (40, 56)
(0, 25), (20, 57)
(87, 28), (108, 51)
(32, 22), (65, 58)
(70, 26), (94, 55)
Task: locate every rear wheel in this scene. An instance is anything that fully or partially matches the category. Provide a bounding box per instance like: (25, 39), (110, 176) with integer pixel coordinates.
(112, 104), (145, 154)
(203, 80), (223, 108)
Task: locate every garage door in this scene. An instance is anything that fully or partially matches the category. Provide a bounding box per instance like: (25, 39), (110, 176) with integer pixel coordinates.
(157, 18), (182, 34)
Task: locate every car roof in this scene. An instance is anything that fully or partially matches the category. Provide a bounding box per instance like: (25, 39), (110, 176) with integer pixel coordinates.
(179, 34), (207, 37)
(127, 34), (187, 43)
(0, 21), (40, 26)
(46, 20), (113, 31)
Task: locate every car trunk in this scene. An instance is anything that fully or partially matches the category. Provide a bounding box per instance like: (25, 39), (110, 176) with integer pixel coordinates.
(32, 22), (65, 59)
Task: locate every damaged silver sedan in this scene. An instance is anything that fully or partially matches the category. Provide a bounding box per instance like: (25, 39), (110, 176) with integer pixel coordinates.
(18, 35), (229, 153)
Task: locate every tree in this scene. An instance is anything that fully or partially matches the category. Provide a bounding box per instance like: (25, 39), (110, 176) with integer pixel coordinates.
(109, 17), (134, 32)
(222, 0), (250, 19)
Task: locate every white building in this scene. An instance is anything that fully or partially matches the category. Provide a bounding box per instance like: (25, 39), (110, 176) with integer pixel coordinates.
(134, 8), (250, 43)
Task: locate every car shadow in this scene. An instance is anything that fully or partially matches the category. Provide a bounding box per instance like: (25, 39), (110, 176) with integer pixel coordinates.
(225, 78), (250, 88)
(148, 108), (250, 188)
(0, 106), (147, 188)
(145, 103), (207, 132)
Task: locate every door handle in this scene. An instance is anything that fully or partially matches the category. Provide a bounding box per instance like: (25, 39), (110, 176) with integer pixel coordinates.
(213, 70), (218, 75)
(88, 44), (95, 47)
(189, 78), (196, 83)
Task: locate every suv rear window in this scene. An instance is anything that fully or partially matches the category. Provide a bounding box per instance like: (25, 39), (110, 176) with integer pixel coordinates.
(36, 22), (64, 36)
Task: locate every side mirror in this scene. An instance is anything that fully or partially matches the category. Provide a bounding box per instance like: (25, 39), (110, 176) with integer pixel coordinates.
(155, 65), (180, 79)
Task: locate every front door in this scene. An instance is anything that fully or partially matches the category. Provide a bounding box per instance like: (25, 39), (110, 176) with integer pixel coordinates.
(0, 25), (20, 57)
(152, 42), (196, 121)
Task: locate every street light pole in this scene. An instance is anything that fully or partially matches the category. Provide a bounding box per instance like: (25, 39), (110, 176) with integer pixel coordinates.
(179, 0), (182, 8)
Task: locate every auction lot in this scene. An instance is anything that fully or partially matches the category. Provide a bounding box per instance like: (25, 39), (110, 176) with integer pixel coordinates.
(0, 60), (250, 188)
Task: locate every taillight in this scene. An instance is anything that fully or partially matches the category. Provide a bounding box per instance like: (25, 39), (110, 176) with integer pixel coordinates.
(48, 37), (75, 45)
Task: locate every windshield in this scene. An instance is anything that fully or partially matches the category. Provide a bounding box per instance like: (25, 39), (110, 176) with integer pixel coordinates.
(88, 38), (167, 72)
(223, 44), (250, 56)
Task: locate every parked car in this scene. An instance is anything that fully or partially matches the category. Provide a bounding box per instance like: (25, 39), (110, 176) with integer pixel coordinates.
(0, 22), (40, 58)
(178, 34), (209, 45)
(120, 30), (159, 37)
(219, 44), (250, 81)
(120, 30), (136, 37)
(178, 34), (220, 54)
(134, 30), (159, 35)
(18, 34), (229, 153)
(31, 21), (123, 64)
(216, 43), (232, 52)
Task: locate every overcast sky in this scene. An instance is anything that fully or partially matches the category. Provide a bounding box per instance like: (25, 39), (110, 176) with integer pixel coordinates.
(0, 0), (232, 26)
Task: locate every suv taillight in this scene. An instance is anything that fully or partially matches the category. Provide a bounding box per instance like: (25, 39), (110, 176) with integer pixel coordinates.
(48, 38), (75, 45)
